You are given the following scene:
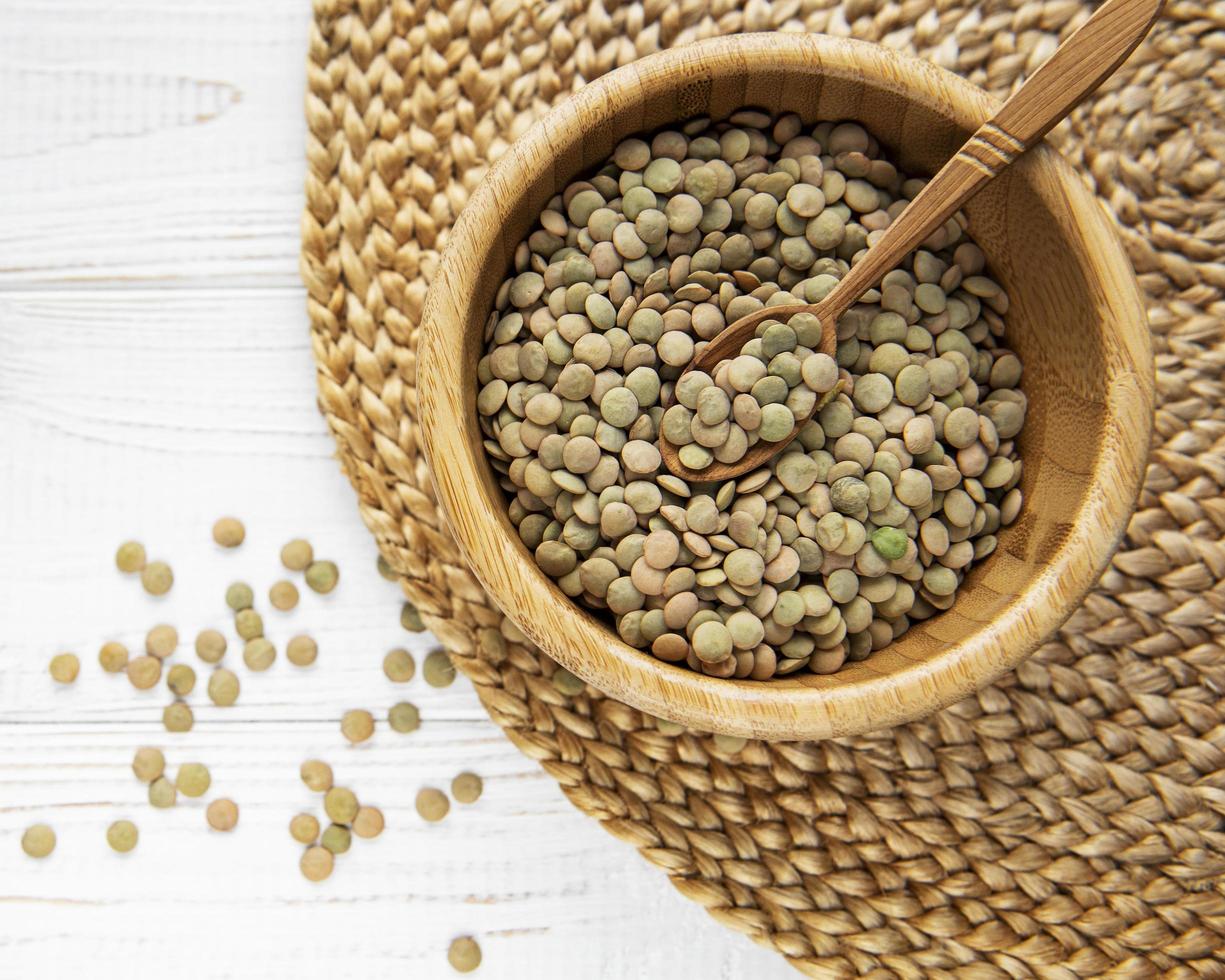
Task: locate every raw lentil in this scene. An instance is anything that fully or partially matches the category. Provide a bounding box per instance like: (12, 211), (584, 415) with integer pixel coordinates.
(212, 517), (245, 548)
(148, 776), (177, 808)
(281, 538), (314, 571)
(195, 629), (226, 664)
(301, 760), (333, 792)
(320, 824), (352, 855)
(166, 663), (195, 697)
(107, 820), (139, 853)
(286, 634), (318, 667)
(141, 561), (173, 596)
(208, 668), (240, 706)
(49, 653), (79, 684)
(175, 763), (210, 798)
(269, 580), (299, 611)
(115, 540), (146, 573)
(401, 601), (426, 632)
(451, 772), (483, 804)
(206, 798), (239, 832)
(423, 649), (456, 688)
(21, 824), (55, 858)
(352, 806), (384, 839)
(99, 641), (130, 673)
(416, 787), (450, 822)
(304, 560), (339, 594)
(448, 937), (482, 974)
(389, 701), (420, 733)
(243, 638), (275, 671)
(127, 655), (162, 690)
(382, 648), (415, 683)
(162, 702), (194, 733)
(290, 813), (320, 844)
(145, 624), (178, 659)
(324, 787), (359, 824)
(132, 748), (165, 783)
(300, 845), (334, 882)
(340, 709), (374, 744)
(225, 582), (254, 612)
(478, 112), (1026, 679)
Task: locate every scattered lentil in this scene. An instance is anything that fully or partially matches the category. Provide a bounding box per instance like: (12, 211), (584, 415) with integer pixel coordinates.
(340, 709), (375, 744)
(324, 787), (359, 824)
(195, 630), (226, 664)
(304, 560), (339, 595)
(141, 561), (173, 596)
(208, 668), (240, 706)
(423, 649), (456, 688)
(49, 652), (79, 684)
(269, 580), (299, 611)
(175, 763), (210, 798)
(243, 638), (275, 671)
(206, 798), (239, 832)
(212, 517), (245, 548)
(448, 937), (482, 974)
(99, 641), (130, 673)
(280, 538), (314, 571)
(400, 601), (426, 632)
(163, 702), (194, 733)
(290, 813), (320, 844)
(166, 663), (196, 697)
(127, 656), (162, 690)
(146, 624), (178, 659)
(115, 540), (146, 573)
(416, 787), (450, 822)
(300, 845), (334, 882)
(388, 701), (420, 733)
(286, 634), (318, 667)
(352, 806), (384, 839)
(320, 824), (352, 855)
(225, 581), (254, 612)
(382, 648), (415, 683)
(301, 760), (333, 793)
(132, 747), (165, 783)
(451, 772), (483, 804)
(148, 776), (177, 808)
(107, 820), (139, 853)
(21, 824), (55, 858)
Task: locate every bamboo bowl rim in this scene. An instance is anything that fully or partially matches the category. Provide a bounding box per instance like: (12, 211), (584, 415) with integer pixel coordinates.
(418, 33), (1153, 741)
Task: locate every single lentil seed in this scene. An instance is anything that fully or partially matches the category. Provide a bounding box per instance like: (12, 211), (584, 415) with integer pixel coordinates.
(195, 630), (226, 664)
(115, 540), (146, 573)
(175, 763), (210, 798)
(212, 517), (245, 548)
(423, 649), (456, 688)
(324, 787), (359, 824)
(389, 702), (420, 733)
(286, 634), (318, 667)
(49, 653), (79, 684)
(340, 709), (375, 744)
(304, 560), (339, 594)
(21, 824), (55, 858)
(383, 648), (415, 683)
(300, 845), (334, 882)
(416, 787), (450, 822)
(281, 538), (314, 571)
(451, 772), (483, 804)
(163, 702), (194, 733)
(290, 813), (320, 844)
(206, 798), (239, 832)
(141, 561), (173, 596)
(107, 820), (139, 853)
(447, 937), (482, 974)
(269, 580), (299, 611)
(352, 806), (385, 839)
(301, 760), (333, 793)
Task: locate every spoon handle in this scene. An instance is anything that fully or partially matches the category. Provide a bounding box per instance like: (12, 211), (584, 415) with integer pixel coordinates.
(821, 0), (1163, 324)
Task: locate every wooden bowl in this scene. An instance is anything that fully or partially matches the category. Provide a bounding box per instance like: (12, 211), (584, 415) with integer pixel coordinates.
(418, 33), (1153, 741)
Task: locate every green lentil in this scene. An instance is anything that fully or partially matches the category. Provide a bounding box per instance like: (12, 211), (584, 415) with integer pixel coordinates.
(115, 540), (146, 573)
(423, 649), (456, 688)
(212, 517), (245, 548)
(447, 937), (482, 974)
(49, 652), (79, 684)
(304, 560), (339, 594)
(107, 820), (139, 853)
(141, 561), (173, 596)
(21, 824), (56, 858)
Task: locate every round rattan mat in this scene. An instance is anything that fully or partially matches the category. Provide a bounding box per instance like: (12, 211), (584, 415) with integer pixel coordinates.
(301, 0), (1225, 974)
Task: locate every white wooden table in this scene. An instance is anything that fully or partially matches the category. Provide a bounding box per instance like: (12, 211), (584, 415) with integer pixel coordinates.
(0, 2), (792, 976)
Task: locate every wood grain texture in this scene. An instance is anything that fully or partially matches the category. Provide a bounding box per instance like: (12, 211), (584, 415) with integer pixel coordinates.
(666, 0), (1161, 480)
(0, 4), (792, 977)
(418, 33), (1154, 742)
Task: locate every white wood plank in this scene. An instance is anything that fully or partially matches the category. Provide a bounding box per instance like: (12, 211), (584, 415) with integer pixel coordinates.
(0, 0), (310, 289)
(0, 295), (790, 977)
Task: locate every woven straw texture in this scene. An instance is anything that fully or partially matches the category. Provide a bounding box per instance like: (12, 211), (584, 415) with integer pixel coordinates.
(301, 0), (1225, 974)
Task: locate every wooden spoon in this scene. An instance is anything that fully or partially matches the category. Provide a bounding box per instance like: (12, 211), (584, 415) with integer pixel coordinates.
(659, 0), (1163, 483)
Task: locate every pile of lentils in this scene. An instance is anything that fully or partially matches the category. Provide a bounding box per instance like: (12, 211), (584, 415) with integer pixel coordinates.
(477, 110), (1026, 679)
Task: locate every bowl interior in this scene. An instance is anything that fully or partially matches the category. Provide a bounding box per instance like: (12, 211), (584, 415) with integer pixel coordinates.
(422, 35), (1152, 739)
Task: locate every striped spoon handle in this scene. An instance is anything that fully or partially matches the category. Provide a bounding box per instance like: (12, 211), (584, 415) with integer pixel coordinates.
(818, 0), (1164, 325)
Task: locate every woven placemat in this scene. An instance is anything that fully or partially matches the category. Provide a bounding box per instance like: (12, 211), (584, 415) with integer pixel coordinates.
(301, 0), (1225, 973)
